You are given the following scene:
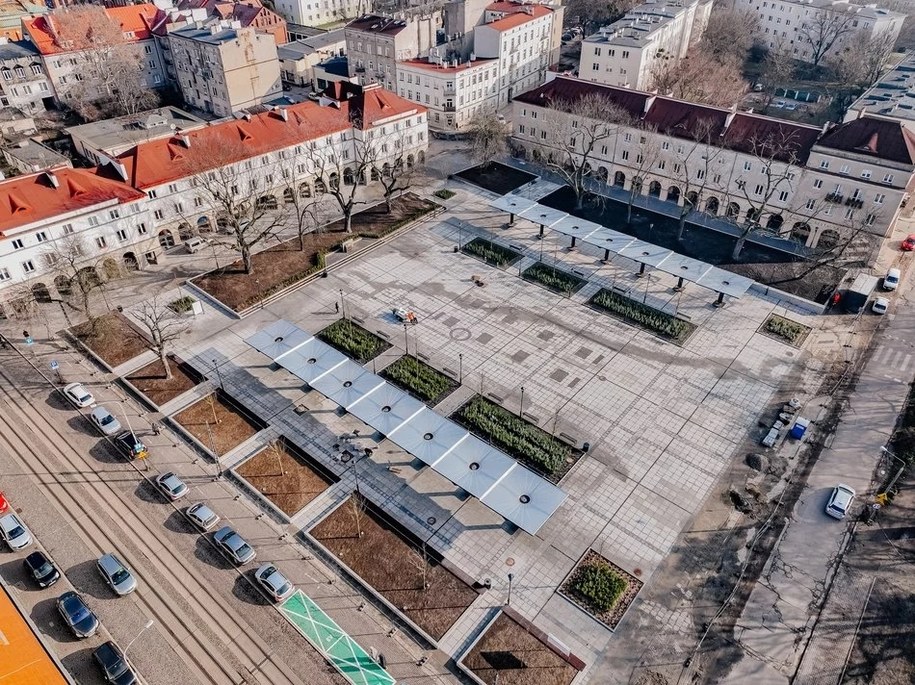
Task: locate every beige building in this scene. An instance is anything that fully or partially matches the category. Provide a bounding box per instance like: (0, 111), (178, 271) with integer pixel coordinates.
(277, 29), (345, 87)
(345, 14), (438, 92)
(579, 0), (712, 91)
(169, 21), (282, 116)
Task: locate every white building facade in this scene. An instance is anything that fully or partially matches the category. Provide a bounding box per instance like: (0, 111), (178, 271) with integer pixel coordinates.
(273, 0), (366, 27)
(579, 0), (712, 90)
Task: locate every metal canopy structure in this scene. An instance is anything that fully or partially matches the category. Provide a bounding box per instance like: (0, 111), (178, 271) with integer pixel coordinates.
(488, 197), (755, 299)
(246, 321), (566, 535)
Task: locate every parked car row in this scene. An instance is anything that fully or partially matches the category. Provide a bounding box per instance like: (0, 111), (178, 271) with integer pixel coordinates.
(872, 267), (901, 315)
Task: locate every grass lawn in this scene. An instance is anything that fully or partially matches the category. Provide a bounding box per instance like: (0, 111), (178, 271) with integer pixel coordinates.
(72, 312), (149, 368)
(193, 194), (437, 311)
(126, 356), (201, 406)
(463, 612), (579, 685)
(173, 393), (260, 455)
(381, 355), (458, 406)
(236, 440), (333, 516)
(317, 319), (390, 363)
(452, 395), (577, 482)
(310, 493), (477, 640)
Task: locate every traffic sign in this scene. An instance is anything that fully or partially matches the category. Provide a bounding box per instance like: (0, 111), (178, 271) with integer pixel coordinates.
(50, 361), (59, 371)
(24, 336), (33, 346)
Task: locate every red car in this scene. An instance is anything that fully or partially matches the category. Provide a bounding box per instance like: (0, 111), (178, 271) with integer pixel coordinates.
(902, 234), (915, 251)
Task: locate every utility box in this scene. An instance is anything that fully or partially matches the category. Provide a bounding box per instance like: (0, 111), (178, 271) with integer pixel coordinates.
(843, 274), (879, 313)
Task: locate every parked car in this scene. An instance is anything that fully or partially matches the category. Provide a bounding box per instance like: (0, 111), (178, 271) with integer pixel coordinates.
(185, 503), (220, 531)
(0, 513), (32, 550)
(97, 553), (137, 596)
(114, 432), (147, 461)
(254, 563), (295, 602)
(93, 641), (139, 685)
(872, 297), (890, 315)
(825, 484), (856, 519)
(23, 550), (60, 588)
(883, 267), (901, 291)
(63, 382), (95, 408)
(213, 526), (256, 565)
(774, 100), (786, 108)
(902, 234), (915, 251)
(155, 472), (189, 501)
(57, 591), (99, 638)
(89, 406), (122, 436)
(184, 237), (206, 254)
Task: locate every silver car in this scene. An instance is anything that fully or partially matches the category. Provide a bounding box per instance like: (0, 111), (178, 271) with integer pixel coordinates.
(97, 553), (137, 596)
(185, 503), (220, 531)
(213, 526), (256, 566)
(63, 382), (95, 408)
(89, 406), (122, 436)
(0, 513), (32, 551)
(254, 563), (294, 602)
(155, 472), (189, 501)
(825, 484), (856, 520)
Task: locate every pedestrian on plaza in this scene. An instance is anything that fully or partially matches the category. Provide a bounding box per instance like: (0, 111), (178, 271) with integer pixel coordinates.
(335, 302), (340, 314)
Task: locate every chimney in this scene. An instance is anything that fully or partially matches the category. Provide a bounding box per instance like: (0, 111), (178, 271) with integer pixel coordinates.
(276, 107), (288, 121)
(177, 132), (191, 147)
(44, 170), (59, 188)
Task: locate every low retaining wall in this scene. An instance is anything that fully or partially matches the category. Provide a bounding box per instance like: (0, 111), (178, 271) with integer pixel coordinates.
(749, 282), (827, 315)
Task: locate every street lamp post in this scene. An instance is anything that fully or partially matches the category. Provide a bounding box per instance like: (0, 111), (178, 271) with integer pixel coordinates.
(212, 358), (224, 390)
(519, 386), (525, 417)
(458, 353), (463, 384)
(506, 573), (514, 606)
(403, 322), (409, 355)
(339, 289), (346, 320)
(125, 619), (154, 657)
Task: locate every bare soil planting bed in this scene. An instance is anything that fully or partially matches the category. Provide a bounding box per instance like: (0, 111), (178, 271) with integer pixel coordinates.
(127, 356), (201, 406)
(193, 194), (438, 311)
(72, 312), (148, 368)
(463, 612), (579, 685)
(173, 393), (260, 455)
(237, 440), (333, 516)
(309, 493), (477, 640)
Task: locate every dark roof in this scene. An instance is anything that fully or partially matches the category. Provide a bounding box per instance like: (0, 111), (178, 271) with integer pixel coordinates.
(816, 117), (915, 165)
(345, 14), (408, 36)
(0, 41), (40, 62)
(319, 55), (349, 77)
(517, 76), (825, 164)
(514, 77), (649, 122)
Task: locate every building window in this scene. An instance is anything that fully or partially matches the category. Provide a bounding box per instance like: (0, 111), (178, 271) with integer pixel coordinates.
(154, 209), (164, 220)
(35, 231), (48, 242)
(621, 150), (629, 160)
(778, 190), (789, 201)
(744, 161), (752, 171)
(194, 196), (204, 207)
(754, 184), (764, 195)
(865, 213), (876, 225)
(30, 64), (41, 75)
(0, 267), (9, 281)
(861, 169), (871, 179)
(21, 260), (35, 273)
(95, 236), (107, 249)
(11, 238), (23, 249)
(116, 229), (129, 242)
(519, 124), (525, 134)
(168, 183), (178, 193)
(813, 178), (823, 189)
(623, 132), (632, 142)
(874, 193), (885, 204)
(62, 223), (73, 234)
(883, 173), (895, 184)
(661, 141), (670, 150)
(137, 222), (148, 235)
(109, 209), (120, 219)
(805, 198), (815, 209)
(819, 159), (829, 169)
(840, 164), (849, 174)
(657, 160), (665, 170)
(148, 189), (157, 198)
(88, 216), (99, 226)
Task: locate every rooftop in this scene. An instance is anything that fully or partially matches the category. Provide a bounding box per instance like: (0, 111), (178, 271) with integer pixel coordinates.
(316, 54), (350, 77)
(169, 22), (244, 44)
(276, 29), (345, 59)
(847, 53), (915, 123)
(0, 166), (144, 235)
(3, 139), (70, 170)
(816, 117), (915, 165)
(398, 56), (497, 74)
(481, 4), (553, 32)
(23, 4), (158, 55)
(584, 0), (700, 48)
(0, 37), (37, 61)
(782, 0), (904, 21)
(66, 106), (207, 156)
(345, 14), (410, 36)
(0, 584), (69, 685)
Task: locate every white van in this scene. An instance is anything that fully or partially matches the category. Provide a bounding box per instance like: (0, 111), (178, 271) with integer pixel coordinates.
(184, 237), (206, 254)
(883, 267), (901, 291)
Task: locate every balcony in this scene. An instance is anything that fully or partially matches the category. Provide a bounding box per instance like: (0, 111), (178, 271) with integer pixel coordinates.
(443, 85), (455, 96)
(443, 103), (455, 112)
(844, 197), (864, 209)
(824, 192), (844, 204)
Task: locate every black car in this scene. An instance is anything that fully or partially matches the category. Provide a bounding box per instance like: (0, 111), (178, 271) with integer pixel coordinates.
(23, 551), (60, 588)
(93, 641), (139, 685)
(113, 432), (147, 461)
(56, 590), (99, 639)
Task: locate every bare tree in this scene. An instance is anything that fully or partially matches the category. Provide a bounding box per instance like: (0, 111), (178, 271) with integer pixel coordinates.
(729, 132), (803, 260)
(408, 542), (430, 591)
(564, 0), (639, 33)
(350, 493), (366, 537)
(275, 157), (320, 252)
(467, 111), (508, 164)
(701, 8), (761, 63)
(668, 119), (725, 242)
(307, 129), (377, 234)
(43, 235), (107, 320)
(534, 93), (632, 210)
(796, 9), (856, 67)
(377, 139), (416, 213)
(830, 31), (894, 86)
(623, 129), (662, 225)
(181, 137), (286, 273)
(760, 41), (796, 108)
(649, 49), (748, 108)
(128, 295), (190, 380)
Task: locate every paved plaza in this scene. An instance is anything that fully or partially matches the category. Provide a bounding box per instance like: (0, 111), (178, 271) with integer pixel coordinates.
(125, 182), (830, 683)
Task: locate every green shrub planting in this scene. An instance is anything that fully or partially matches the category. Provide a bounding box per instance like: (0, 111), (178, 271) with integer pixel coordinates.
(382, 355), (457, 404)
(522, 262), (585, 295)
(462, 238), (522, 267)
(569, 563), (628, 613)
(763, 314), (810, 345)
(318, 319), (389, 363)
(590, 289), (695, 343)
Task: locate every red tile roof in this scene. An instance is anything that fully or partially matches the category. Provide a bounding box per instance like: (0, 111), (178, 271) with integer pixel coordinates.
(24, 4), (158, 55)
(722, 113), (820, 163)
(514, 76), (651, 122)
(115, 101), (352, 189)
(642, 98), (728, 140)
(482, 4), (552, 31)
(816, 117), (915, 165)
(0, 167), (144, 235)
(346, 85), (425, 128)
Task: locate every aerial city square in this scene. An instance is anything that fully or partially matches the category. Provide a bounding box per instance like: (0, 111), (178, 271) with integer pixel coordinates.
(0, 0), (913, 683)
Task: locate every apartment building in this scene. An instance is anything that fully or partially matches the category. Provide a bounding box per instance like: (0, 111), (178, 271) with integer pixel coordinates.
(277, 28), (345, 86)
(579, 0), (711, 90)
(735, 0), (904, 64)
(169, 22), (282, 116)
(273, 0), (366, 28)
(396, 56), (498, 130)
(345, 14), (438, 92)
(512, 75), (913, 251)
(0, 37), (53, 114)
(0, 85), (427, 313)
(23, 5), (167, 106)
(845, 52), (915, 129)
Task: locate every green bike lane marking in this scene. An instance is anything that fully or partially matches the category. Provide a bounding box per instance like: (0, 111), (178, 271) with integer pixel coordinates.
(279, 590), (396, 685)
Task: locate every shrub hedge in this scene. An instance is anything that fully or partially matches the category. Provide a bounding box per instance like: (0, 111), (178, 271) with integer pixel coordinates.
(453, 395), (569, 476)
(318, 319), (389, 363)
(168, 295), (196, 313)
(522, 262), (585, 295)
(590, 288), (695, 343)
(462, 237), (522, 267)
(764, 314), (810, 345)
(569, 563), (628, 613)
(382, 355), (458, 405)
(433, 189), (456, 200)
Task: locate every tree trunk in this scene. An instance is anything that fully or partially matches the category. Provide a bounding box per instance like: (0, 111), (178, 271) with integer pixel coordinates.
(344, 210), (353, 234)
(626, 196), (634, 225)
(241, 245), (254, 274)
(732, 232), (749, 260)
(385, 194), (393, 213)
(160, 349), (173, 381)
(574, 188), (585, 211)
(299, 230), (306, 252)
(677, 205), (691, 242)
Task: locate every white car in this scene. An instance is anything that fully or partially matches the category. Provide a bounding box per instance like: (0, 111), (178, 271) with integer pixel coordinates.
(185, 503), (220, 531)
(89, 406), (122, 436)
(883, 267), (901, 291)
(63, 382), (95, 408)
(254, 563), (295, 602)
(155, 472), (189, 501)
(872, 297), (889, 315)
(825, 484), (856, 519)
(0, 513), (33, 550)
